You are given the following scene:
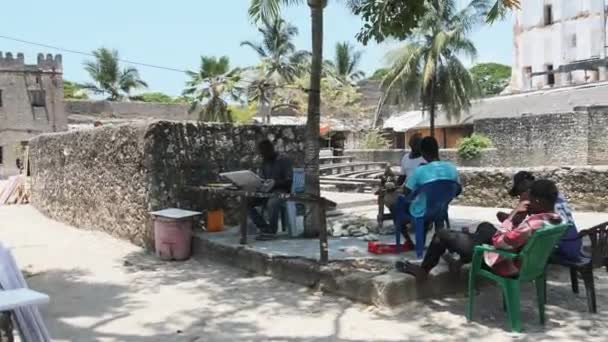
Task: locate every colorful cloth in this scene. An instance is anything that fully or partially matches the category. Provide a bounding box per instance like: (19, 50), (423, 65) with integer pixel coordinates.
(554, 193), (583, 262)
(405, 161), (459, 217)
(484, 212), (562, 276)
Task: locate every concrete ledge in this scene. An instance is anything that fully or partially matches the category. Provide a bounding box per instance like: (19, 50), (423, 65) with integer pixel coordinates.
(192, 234), (473, 307)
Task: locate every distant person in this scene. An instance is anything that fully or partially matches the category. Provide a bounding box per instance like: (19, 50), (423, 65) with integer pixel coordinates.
(497, 171), (582, 263)
(398, 179), (563, 279)
(400, 133), (426, 178)
(249, 140), (293, 240)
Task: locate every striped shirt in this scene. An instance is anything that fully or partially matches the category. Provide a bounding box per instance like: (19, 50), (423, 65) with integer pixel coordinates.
(484, 212), (562, 276)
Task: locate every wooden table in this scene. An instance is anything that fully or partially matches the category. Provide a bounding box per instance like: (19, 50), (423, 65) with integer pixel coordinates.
(191, 186), (337, 264)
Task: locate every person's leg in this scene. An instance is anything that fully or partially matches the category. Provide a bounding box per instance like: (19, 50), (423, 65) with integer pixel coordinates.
(398, 229), (479, 278)
(248, 198), (269, 232)
(265, 197), (284, 235)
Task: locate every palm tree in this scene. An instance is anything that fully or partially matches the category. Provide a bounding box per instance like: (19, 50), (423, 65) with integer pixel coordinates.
(241, 17), (309, 123)
(183, 56), (241, 122)
(377, 0), (482, 135)
(249, 0), (357, 239)
(330, 42), (365, 83)
(487, 0), (520, 22)
(82, 48), (147, 101)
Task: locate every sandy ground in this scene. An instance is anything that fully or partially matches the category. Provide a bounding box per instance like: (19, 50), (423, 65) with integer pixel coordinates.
(1, 205), (608, 342)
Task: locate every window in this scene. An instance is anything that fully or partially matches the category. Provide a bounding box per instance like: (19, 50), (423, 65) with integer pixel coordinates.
(571, 34), (577, 48)
(0, 90), (3, 107)
(29, 90), (46, 107)
(546, 64), (555, 86)
(0, 146), (3, 165)
(523, 66), (532, 89)
(544, 5), (553, 26)
(35, 75), (41, 84)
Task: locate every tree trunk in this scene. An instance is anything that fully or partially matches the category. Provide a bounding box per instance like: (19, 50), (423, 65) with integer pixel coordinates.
(429, 71), (437, 138)
(303, 0), (325, 237)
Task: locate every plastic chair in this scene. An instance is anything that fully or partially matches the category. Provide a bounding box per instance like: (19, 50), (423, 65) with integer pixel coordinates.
(466, 223), (569, 332)
(550, 221), (608, 313)
(280, 168), (305, 237)
(393, 180), (461, 258)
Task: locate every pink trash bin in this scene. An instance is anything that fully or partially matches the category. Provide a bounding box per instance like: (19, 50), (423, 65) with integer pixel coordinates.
(150, 208), (202, 261)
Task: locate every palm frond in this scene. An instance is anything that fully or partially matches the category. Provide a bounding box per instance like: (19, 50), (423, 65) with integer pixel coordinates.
(248, 0), (304, 23)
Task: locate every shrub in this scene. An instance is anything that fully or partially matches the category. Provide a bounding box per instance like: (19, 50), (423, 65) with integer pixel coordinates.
(360, 130), (390, 149)
(457, 134), (492, 160)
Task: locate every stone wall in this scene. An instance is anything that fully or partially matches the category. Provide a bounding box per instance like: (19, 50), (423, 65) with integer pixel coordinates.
(30, 121), (305, 248)
(65, 100), (197, 121)
(456, 166), (608, 212)
(343, 148), (502, 167)
(587, 106), (608, 165)
(475, 111), (590, 166)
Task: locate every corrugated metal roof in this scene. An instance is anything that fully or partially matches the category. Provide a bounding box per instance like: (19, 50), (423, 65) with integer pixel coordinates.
(403, 81), (608, 129)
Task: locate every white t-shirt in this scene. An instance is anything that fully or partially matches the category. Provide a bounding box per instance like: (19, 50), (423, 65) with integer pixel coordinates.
(400, 154), (426, 178)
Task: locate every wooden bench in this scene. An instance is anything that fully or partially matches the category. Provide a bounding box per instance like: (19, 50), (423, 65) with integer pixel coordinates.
(319, 162), (388, 176)
(319, 156), (355, 165)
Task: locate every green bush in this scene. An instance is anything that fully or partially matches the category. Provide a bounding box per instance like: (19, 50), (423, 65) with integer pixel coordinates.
(360, 130), (390, 149)
(457, 134), (492, 160)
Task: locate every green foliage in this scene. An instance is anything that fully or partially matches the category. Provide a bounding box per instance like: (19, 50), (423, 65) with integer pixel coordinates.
(331, 42), (365, 83)
(82, 47), (147, 101)
(457, 134), (492, 160)
(470, 63), (511, 97)
(379, 0), (482, 128)
(369, 68), (389, 80)
(229, 104), (257, 123)
(63, 80), (88, 100)
(352, 0), (520, 45)
(129, 92), (176, 103)
(360, 130), (390, 149)
(183, 56), (241, 123)
(273, 76), (362, 118)
(351, 0), (427, 45)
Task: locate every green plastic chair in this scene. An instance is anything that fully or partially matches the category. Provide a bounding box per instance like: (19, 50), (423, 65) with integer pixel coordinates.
(466, 223), (569, 332)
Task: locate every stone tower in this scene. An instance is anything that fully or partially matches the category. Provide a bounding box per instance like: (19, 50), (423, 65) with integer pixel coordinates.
(0, 52), (66, 178)
(510, 0), (608, 92)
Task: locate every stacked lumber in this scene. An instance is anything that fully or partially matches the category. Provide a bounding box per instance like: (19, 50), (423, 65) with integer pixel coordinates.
(0, 176), (30, 205)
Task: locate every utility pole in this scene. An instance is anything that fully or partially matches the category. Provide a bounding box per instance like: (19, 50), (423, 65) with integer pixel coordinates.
(600, 0), (608, 80)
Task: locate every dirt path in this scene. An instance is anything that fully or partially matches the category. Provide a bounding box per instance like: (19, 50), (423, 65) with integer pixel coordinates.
(1, 205), (607, 341)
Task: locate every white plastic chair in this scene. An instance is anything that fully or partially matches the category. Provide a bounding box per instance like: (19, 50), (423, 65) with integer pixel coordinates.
(281, 168), (305, 237)
(0, 243), (50, 342)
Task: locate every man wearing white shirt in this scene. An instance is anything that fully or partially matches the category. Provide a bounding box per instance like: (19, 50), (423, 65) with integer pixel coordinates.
(400, 133), (426, 178)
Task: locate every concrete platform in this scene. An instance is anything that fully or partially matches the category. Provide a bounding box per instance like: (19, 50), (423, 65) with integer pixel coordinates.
(192, 204), (608, 307)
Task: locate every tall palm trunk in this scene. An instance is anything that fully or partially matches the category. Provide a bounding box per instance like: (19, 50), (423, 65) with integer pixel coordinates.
(429, 70), (437, 138)
(303, 0), (324, 237)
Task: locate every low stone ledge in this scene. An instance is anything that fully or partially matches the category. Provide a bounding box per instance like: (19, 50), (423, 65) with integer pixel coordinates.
(192, 234), (474, 307)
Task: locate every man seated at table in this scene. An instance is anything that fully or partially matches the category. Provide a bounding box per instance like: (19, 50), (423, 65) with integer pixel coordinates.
(497, 171), (583, 263)
(249, 139), (293, 240)
(398, 179), (563, 279)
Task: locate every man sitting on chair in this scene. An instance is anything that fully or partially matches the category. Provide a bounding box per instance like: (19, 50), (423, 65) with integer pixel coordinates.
(394, 137), (459, 221)
(249, 139), (293, 240)
(398, 179), (563, 279)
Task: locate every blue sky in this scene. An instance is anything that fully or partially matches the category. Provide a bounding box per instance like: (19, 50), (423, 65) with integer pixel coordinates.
(1, 1), (513, 96)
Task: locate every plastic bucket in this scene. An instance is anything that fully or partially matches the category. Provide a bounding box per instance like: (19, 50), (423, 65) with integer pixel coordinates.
(153, 216), (193, 261)
(207, 209), (224, 232)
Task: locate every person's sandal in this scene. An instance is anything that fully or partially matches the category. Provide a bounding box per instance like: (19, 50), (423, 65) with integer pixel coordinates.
(255, 233), (277, 241)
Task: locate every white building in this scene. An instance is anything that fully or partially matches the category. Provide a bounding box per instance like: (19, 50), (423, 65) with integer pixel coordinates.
(510, 0), (608, 91)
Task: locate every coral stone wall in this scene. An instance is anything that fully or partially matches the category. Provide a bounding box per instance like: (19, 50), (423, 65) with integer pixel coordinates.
(30, 121), (305, 247)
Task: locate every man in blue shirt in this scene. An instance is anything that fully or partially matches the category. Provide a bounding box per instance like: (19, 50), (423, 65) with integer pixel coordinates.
(392, 136), (460, 236)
